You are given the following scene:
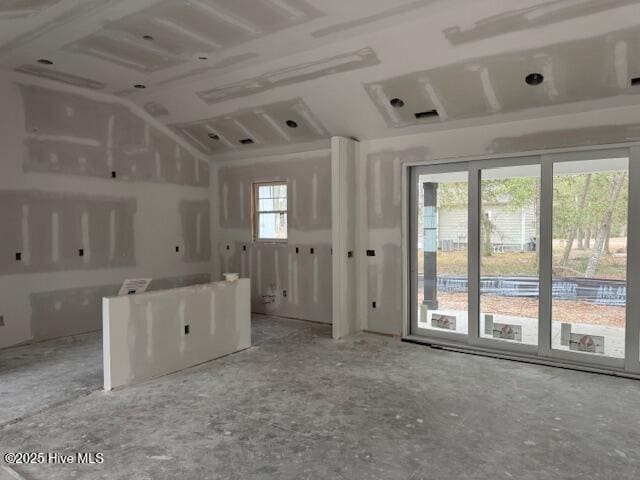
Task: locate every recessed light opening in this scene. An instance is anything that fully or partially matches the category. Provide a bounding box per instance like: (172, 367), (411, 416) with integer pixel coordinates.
(37, 59), (53, 65)
(240, 138), (254, 145)
(142, 34), (154, 41)
(525, 73), (544, 86)
(286, 120), (298, 128)
(208, 133), (219, 140)
(631, 77), (640, 87)
(133, 84), (146, 89)
(390, 98), (405, 108)
(414, 110), (439, 119)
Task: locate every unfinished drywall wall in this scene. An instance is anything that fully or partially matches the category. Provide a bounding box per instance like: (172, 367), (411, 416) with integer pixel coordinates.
(31, 273), (211, 341)
(0, 190), (136, 275)
(215, 150), (331, 323)
(357, 104), (640, 336)
(21, 84), (209, 186)
(0, 71), (212, 349)
(103, 279), (250, 390)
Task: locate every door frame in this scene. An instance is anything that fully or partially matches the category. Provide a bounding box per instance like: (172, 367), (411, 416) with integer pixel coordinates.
(402, 142), (640, 378)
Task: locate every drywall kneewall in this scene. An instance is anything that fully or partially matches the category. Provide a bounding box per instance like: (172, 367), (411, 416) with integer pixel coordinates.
(103, 280), (250, 390)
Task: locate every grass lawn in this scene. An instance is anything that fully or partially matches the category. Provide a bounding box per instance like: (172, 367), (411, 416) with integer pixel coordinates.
(421, 241), (627, 280)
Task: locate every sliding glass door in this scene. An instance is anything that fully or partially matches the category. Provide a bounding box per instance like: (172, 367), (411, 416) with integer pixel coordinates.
(410, 165), (470, 339)
(408, 147), (639, 375)
(479, 164), (540, 347)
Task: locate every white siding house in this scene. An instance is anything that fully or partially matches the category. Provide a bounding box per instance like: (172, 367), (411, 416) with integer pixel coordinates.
(438, 203), (537, 251)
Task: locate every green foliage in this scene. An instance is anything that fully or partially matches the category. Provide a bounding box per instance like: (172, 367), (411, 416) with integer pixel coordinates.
(553, 171), (628, 239)
(436, 181), (467, 207)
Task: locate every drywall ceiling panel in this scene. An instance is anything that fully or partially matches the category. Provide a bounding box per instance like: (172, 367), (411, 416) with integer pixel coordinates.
(265, 100), (328, 141)
(367, 25), (640, 128)
(170, 98), (328, 154)
(232, 113), (286, 144)
(144, 101), (170, 117)
(196, 47), (380, 104)
(169, 122), (234, 155)
(62, 0), (324, 74)
(14, 64), (106, 90)
(215, 0), (323, 33)
(0, 0), (62, 19)
(65, 31), (183, 73)
(366, 77), (441, 128)
(443, 0), (639, 45)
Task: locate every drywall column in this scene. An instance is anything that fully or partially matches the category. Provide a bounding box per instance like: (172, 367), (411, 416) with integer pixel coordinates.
(331, 137), (358, 339)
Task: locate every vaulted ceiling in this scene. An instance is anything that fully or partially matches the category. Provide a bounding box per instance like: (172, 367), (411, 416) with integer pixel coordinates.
(2, 0), (640, 158)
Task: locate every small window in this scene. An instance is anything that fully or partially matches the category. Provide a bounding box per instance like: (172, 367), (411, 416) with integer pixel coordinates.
(253, 182), (288, 241)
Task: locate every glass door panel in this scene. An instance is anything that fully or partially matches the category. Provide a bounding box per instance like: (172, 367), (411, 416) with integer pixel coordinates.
(551, 157), (629, 359)
(479, 164), (540, 346)
(414, 169), (469, 336)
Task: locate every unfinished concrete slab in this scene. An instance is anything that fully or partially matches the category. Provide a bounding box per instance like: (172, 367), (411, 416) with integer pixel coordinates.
(0, 331), (101, 428)
(2, 315), (640, 479)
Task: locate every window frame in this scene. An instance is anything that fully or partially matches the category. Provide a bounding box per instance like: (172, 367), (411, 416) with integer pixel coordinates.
(252, 181), (288, 243)
(403, 144), (640, 378)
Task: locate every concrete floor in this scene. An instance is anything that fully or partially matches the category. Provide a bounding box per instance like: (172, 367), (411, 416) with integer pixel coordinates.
(2, 315), (640, 480)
